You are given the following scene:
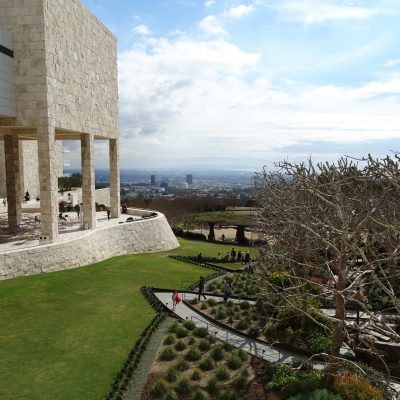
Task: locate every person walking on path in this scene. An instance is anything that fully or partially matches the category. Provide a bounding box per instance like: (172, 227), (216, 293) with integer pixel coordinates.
(75, 204), (81, 219)
(172, 290), (181, 311)
(197, 276), (207, 301)
(223, 279), (232, 302)
(106, 207), (111, 220)
(230, 248), (236, 261)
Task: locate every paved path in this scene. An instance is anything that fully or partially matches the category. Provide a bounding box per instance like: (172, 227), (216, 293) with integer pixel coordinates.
(155, 290), (299, 365)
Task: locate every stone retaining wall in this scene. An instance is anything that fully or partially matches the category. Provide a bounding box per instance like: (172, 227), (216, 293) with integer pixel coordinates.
(0, 211), (179, 280)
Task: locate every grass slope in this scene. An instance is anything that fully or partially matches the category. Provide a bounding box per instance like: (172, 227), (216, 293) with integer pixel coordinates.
(0, 239), (242, 400)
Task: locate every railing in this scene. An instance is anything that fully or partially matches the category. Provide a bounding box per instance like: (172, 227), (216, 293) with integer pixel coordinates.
(189, 314), (281, 362)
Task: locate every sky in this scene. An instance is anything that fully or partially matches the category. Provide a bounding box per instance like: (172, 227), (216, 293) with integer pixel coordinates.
(78, 0), (400, 171)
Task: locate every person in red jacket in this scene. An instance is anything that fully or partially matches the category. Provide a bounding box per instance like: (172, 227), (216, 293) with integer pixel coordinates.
(172, 290), (181, 311)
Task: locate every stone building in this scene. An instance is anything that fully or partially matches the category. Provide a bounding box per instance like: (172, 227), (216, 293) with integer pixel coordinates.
(0, 0), (120, 242)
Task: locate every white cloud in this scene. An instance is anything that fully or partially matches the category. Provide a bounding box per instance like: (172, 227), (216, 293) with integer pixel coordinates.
(225, 4), (255, 18)
(198, 15), (227, 36)
(132, 24), (150, 35)
(117, 30), (400, 169)
(384, 59), (400, 67)
(205, 0), (215, 7)
(268, 0), (391, 25)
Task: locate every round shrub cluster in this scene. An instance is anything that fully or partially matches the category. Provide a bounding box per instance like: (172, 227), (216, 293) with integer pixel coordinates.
(174, 340), (187, 352)
(160, 347), (176, 361)
(185, 347), (202, 362)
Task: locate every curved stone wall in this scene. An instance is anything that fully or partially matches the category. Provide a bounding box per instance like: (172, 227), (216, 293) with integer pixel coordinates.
(0, 211), (179, 280)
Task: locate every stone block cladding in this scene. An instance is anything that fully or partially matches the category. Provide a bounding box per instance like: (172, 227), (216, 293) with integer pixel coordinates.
(0, 25), (15, 117)
(0, 212), (180, 280)
(44, 0), (118, 138)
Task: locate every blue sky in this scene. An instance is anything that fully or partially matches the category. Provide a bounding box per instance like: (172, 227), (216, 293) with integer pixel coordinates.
(80, 0), (400, 170)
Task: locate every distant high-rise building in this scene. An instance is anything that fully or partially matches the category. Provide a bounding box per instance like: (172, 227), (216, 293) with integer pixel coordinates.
(186, 174), (193, 185)
(150, 175), (156, 186)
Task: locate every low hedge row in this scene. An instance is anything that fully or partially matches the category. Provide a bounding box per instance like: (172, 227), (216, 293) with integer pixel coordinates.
(169, 255), (237, 274)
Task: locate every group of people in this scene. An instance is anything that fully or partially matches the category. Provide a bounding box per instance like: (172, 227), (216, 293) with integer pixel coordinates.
(217, 248), (251, 264)
(171, 274), (234, 311)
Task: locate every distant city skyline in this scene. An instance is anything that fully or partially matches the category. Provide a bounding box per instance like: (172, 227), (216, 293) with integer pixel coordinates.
(77, 0), (400, 171)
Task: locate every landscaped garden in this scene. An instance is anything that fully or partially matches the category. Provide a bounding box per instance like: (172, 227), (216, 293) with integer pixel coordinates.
(0, 239), (251, 400)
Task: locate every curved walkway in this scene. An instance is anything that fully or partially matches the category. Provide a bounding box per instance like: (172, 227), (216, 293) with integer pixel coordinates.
(155, 290), (307, 366)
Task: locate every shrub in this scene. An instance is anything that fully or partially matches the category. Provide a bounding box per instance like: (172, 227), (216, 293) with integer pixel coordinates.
(207, 284), (216, 292)
(233, 375), (248, 390)
(207, 335), (216, 344)
(207, 299), (217, 307)
(266, 365), (325, 397)
(234, 305), (241, 312)
(211, 345), (225, 362)
(199, 339), (211, 352)
(190, 298), (199, 305)
(175, 378), (192, 395)
(166, 367), (178, 383)
(287, 389), (342, 400)
(188, 337), (196, 345)
(211, 308), (217, 315)
(175, 340), (187, 352)
(191, 369), (202, 381)
(237, 349), (248, 362)
(160, 347), (176, 361)
(307, 336), (333, 353)
(226, 300), (234, 308)
(240, 301), (251, 310)
(216, 308), (227, 320)
(151, 379), (168, 398)
(168, 321), (180, 333)
(165, 390), (180, 400)
(216, 366), (230, 381)
(201, 302), (209, 310)
(334, 375), (385, 400)
(207, 377), (220, 394)
(223, 342), (234, 352)
(199, 357), (215, 371)
(176, 326), (189, 339)
(227, 355), (242, 370)
(186, 347), (202, 362)
(164, 334), (176, 345)
(184, 320), (196, 330)
(241, 368), (250, 378)
(235, 319), (250, 331)
(193, 327), (209, 338)
(219, 388), (239, 400)
(175, 360), (189, 372)
(192, 389), (210, 400)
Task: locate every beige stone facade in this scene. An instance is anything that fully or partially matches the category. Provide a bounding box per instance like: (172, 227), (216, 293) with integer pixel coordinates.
(0, 212), (180, 281)
(0, 0), (120, 241)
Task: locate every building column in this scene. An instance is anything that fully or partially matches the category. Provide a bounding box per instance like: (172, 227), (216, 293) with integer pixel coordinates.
(38, 125), (59, 241)
(4, 134), (22, 228)
(109, 138), (120, 218)
(81, 133), (96, 229)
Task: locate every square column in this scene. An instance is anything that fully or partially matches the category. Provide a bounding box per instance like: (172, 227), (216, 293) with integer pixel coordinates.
(81, 133), (96, 229)
(38, 125), (59, 241)
(4, 134), (22, 228)
(109, 138), (120, 218)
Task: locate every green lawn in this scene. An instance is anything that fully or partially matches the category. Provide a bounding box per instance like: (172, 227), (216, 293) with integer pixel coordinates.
(0, 239), (242, 400)
(171, 239), (256, 258)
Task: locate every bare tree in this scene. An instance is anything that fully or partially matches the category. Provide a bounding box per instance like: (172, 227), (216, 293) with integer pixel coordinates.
(254, 156), (400, 385)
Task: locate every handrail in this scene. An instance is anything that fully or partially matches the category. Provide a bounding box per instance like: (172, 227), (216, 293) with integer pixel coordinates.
(189, 314), (280, 362)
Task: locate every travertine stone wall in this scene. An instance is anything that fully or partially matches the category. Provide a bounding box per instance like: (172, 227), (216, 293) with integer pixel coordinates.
(0, 213), (180, 281)
(0, 25), (15, 117)
(0, 141), (5, 197)
(0, 1), (48, 128)
(44, 0), (118, 138)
